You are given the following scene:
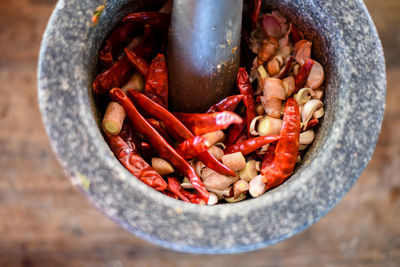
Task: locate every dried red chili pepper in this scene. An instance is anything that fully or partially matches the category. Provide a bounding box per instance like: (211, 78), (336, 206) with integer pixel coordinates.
(167, 177), (190, 202)
(206, 95), (244, 113)
(224, 116), (246, 147)
(122, 12), (170, 30)
(225, 135), (280, 156)
(110, 88), (209, 201)
(295, 58), (314, 92)
(145, 54), (169, 107)
(305, 118), (319, 131)
(278, 56), (294, 79)
(261, 98), (300, 189)
(180, 190), (205, 205)
(147, 118), (173, 144)
(104, 132), (167, 191)
(173, 111), (243, 135)
(99, 22), (137, 66)
(175, 136), (210, 159)
(249, 0), (262, 29)
(93, 55), (135, 95)
(128, 90), (236, 177)
(237, 68), (257, 137)
(125, 48), (150, 77)
(261, 142), (277, 169)
(168, 176), (206, 204)
(291, 24), (302, 45)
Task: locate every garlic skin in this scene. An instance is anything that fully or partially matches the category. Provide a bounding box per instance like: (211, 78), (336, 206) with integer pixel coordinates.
(282, 76), (296, 98)
(294, 88), (314, 106)
(262, 14), (283, 39)
(293, 40), (312, 65)
(257, 37), (279, 65)
(306, 60), (325, 89)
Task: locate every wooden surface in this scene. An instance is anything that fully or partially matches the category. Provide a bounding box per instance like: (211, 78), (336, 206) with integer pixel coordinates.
(0, 0), (399, 266)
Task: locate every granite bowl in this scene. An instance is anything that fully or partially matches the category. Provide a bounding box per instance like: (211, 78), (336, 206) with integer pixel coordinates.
(38, 0), (385, 253)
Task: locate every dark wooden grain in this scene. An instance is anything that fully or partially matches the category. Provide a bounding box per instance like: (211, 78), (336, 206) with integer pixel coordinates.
(0, 0), (399, 266)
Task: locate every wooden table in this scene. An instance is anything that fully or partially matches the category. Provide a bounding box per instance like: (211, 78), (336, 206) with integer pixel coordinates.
(0, 0), (399, 266)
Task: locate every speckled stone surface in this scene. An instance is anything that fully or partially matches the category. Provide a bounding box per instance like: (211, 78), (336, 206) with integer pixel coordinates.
(37, 0), (385, 254)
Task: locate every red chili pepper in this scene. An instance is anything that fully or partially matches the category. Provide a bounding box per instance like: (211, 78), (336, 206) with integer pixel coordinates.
(122, 12), (170, 30)
(225, 135), (280, 156)
(175, 136), (210, 159)
(110, 88), (209, 202)
(104, 133), (167, 191)
(278, 56), (294, 79)
(237, 68), (257, 137)
(93, 55), (135, 95)
(119, 122), (140, 150)
(261, 98), (300, 190)
(147, 118), (173, 144)
(261, 142), (277, 169)
(250, 0), (262, 29)
(145, 54), (169, 108)
(167, 177), (206, 204)
(125, 48), (150, 77)
(224, 116), (246, 147)
(173, 111), (243, 135)
(305, 118), (319, 131)
(206, 95), (244, 113)
(167, 177), (190, 202)
(291, 24), (302, 45)
(180, 190), (205, 205)
(295, 58), (314, 92)
(99, 22), (138, 66)
(128, 90), (236, 177)
(140, 141), (155, 161)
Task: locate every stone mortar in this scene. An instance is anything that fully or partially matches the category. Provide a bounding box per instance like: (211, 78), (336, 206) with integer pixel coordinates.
(38, 0), (385, 253)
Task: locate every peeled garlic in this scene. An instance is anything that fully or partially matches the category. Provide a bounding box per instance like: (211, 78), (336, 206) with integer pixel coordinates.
(239, 160), (260, 182)
(267, 57), (282, 76)
(207, 193), (219, 205)
(222, 152), (247, 172)
(258, 116), (282, 136)
(233, 180), (249, 199)
(294, 88), (313, 106)
(301, 99), (323, 126)
(202, 130), (224, 146)
(249, 115), (264, 136)
(208, 145), (224, 161)
(313, 107), (324, 119)
(312, 89), (324, 100)
(225, 194), (247, 203)
(249, 175), (267, 198)
(299, 129), (315, 145)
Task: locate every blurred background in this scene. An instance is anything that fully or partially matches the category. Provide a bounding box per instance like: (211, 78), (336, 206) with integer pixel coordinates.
(0, 0), (399, 266)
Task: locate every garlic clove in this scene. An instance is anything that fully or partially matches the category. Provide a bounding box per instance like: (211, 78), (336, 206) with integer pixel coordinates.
(306, 60), (325, 89)
(263, 78), (286, 100)
(282, 76), (295, 98)
(301, 99), (323, 126)
(249, 175), (267, 198)
(313, 107), (324, 119)
(260, 96), (282, 118)
(299, 129), (315, 145)
(294, 88), (314, 106)
(293, 40), (312, 65)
